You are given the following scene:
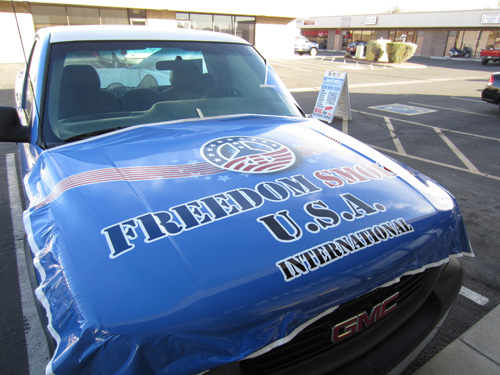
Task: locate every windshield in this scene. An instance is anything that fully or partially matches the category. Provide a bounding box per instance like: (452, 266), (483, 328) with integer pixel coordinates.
(42, 40), (303, 146)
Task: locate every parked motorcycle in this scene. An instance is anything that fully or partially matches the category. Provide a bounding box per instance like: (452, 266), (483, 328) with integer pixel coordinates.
(449, 46), (472, 58)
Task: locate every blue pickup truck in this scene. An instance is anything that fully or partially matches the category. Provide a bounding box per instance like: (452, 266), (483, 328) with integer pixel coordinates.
(0, 25), (472, 375)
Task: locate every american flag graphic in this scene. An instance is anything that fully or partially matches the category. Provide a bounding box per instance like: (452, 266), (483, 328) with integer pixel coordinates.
(33, 162), (223, 209)
(201, 136), (296, 174)
(32, 134), (341, 210)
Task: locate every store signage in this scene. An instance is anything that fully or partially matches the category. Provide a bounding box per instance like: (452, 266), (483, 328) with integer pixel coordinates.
(365, 16), (378, 25)
(312, 71), (351, 123)
(341, 17), (351, 27)
(304, 20), (315, 25)
(481, 14), (500, 24)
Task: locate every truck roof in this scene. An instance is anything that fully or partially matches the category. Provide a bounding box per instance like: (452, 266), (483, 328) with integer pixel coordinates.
(40, 25), (249, 45)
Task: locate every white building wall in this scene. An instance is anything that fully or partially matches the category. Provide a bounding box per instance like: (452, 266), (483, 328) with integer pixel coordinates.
(144, 17), (178, 29)
(0, 8), (35, 63)
(255, 18), (296, 59)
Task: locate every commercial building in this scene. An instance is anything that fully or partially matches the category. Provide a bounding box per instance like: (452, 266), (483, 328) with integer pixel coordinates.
(2, 2), (500, 64)
(298, 9), (500, 58)
(0, 0), (301, 63)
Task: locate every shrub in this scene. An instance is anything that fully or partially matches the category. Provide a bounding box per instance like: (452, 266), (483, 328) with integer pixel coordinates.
(386, 42), (417, 63)
(366, 41), (385, 61)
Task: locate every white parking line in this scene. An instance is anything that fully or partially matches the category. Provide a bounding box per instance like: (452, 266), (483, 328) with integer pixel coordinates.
(288, 75), (491, 93)
(460, 286), (490, 306)
(355, 109), (500, 142)
(270, 62), (312, 72)
(5, 154), (50, 375)
(290, 87), (321, 93)
(385, 117), (407, 155)
(451, 97), (485, 103)
(409, 102), (496, 117)
(350, 76), (490, 89)
(342, 117), (349, 134)
(433, 127), (480, 173)
(371, 145), (500, 182)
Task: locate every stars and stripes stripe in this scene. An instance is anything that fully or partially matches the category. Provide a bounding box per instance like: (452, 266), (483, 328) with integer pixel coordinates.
(34, 162), (223, 209)
(32, 135), (342, 209)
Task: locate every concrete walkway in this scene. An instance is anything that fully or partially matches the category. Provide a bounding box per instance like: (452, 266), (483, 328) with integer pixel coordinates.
(414, 304), (500, 374)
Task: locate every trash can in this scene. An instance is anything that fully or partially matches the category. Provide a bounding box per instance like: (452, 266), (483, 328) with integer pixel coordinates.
(355, 44), (365, 59)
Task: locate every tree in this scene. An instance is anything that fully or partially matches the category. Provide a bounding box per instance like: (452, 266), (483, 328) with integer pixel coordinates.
(387, 2), (403, 13)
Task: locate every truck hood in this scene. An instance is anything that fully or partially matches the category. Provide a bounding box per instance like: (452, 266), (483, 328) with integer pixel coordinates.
(24, 115), (472, 375)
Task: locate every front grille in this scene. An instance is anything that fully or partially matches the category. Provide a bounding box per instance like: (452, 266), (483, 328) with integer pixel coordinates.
(240, 270), (430, 375)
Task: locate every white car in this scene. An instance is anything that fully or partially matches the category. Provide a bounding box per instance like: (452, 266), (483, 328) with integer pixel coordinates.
(294, 35), (319, 56)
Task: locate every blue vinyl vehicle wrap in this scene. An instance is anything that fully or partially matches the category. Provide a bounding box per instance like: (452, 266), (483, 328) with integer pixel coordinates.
(23, 115), (472, 374)
(1, 26), (473, 375)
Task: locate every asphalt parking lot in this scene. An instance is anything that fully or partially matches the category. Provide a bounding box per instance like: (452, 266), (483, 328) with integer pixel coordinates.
(273, 53), (500, 373)
(0, 53), (499, 374)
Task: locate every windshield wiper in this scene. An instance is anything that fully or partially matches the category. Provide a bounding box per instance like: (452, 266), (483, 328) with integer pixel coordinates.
(64, 127), (126, 143)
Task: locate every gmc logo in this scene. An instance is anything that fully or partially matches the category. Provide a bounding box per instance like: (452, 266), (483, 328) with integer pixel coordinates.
(331, 292), (399, 343)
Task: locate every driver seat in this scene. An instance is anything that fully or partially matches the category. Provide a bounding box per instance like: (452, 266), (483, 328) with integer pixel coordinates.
(162, 59), (203, 101)
(59, 64), (121, 120)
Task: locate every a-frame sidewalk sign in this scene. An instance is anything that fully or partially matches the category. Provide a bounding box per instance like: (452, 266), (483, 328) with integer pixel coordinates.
(312, 71), (352, 123)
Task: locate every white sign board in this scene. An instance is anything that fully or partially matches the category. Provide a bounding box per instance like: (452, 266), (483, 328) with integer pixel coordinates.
(312, 71), (351, 123)
(481, 13), (500, 24)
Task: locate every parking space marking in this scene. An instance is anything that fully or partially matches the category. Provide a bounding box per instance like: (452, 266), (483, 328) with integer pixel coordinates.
(384, 117), (407, 155)
(460, 286), (490, 306)
(370, 145), (500, 181)
(287, 73), (490, 94)
(451, 97), (485, 103)
(433, 127), (480, 173)
(290, 87), (321, 93)
(409, 102), (496, 117)
(270, 62), (312, 72)
(355, 110), (500, 142)
(370, 103), (437, 116)
(342, 117), (349, 134)
(5, 154), (50, 375)
(352, 111), (500, 181)
(350, 75), (489, 89)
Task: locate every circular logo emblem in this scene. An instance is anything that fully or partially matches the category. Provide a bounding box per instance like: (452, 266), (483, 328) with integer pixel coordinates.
(201, 136), (296, 174)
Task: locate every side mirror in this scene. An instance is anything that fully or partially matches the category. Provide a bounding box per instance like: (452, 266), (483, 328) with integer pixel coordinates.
(0, 106), (30, 143)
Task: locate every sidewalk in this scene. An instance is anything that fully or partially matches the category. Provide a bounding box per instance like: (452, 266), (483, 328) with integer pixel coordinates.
(414, 304), (500, 374)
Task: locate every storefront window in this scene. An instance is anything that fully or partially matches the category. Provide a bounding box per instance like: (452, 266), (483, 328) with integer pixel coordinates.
(486, 30), (500, 48)
(343, 30), (377, 48)
(100, 8), (129, 25)
(236, 16), (255, 45)
(129, 9), (146, 26)
(176, 13), (189, 21)
(31, 5), (67, 30)
(67, 6), (99, 25)
(302, 30), (328, 49)
(407, 30), (415, 43)
(30, 4), (146, 29)
(191, 14), (213, 31)
(214, 15), (234, 34)
(175, 13), (256, 44)
(388, 30), (417, 43)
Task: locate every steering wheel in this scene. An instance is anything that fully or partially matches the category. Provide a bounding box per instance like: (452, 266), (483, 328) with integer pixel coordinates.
(202, 85), (242, 98)
(106, 82), (126, 96)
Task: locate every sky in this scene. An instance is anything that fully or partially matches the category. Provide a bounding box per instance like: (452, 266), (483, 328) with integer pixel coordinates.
(307, 0), (500, 16)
